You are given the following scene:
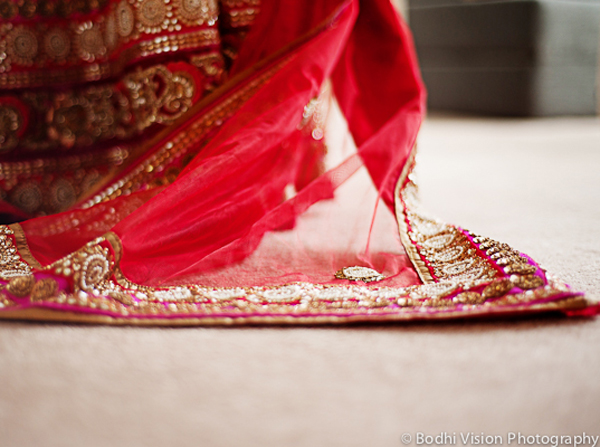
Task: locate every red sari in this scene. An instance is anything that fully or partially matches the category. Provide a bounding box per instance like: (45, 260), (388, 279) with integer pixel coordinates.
(0, 0), (594, 324)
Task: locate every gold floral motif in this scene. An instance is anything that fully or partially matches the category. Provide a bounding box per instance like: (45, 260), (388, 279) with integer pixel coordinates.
(7, 275), (35, 297)
(125, 64), (196, 129)
(44, 28), (71, 62)
(73, 244), (113, 292)
(0, 9), (221, 89)
(48, 179), (77, 213)
(116, 0), (136, 37)
(75, 21), (107, 61)
(0, 59), (203, 154)
(6, 26), (38, 66)
(30, 278), (59, 301)
(174, 0), (218, 25)
(136, 0), (169, 33)
(190, 52), (224, 78)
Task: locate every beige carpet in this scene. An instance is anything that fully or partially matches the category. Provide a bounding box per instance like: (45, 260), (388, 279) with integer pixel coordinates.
(1, 115), (599, 447)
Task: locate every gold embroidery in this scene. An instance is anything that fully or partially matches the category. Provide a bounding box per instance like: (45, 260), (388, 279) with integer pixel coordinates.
(335, 266), (385, 283)
(453, 291), (486, 305)
(116, 0), (136, 37)
(44, 28), (71, 62)
(174, 0), (218, 25)
(75, 21), (107, 62)
(0, 226), (32, 279)
(139, 28), (220, 57)
(30, 278), (59, 302)
(73, 244), (114, 292)
(190, 51), (225, 78)
(7, 275), (34, 297)
(0, 0), (220, 88)
(6, 26), (38, 66)
(82, 59), (286, 206)
(137, 0), (169, 33)
(0, 224), (588, 324)
(9, 223), (42, 269)
(511, 274), (544, 290)
(482, 279), (513, 299)
(399, 181), (499, 285)
(10, 182), (43, 214)
(125, 65), (196, 128)
(104, 12), (119, 49)
(0, 60), (205, 155)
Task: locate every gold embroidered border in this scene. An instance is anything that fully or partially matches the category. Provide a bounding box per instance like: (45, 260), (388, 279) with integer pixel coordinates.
(8, 224), (42, 270)
(0, 225), (588, 325)
(394, 148), (433, 283)
(0, 0), (221, 88)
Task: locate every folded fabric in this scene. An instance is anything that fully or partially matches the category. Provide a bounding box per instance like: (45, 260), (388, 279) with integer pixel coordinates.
(0, 0), (595, 325)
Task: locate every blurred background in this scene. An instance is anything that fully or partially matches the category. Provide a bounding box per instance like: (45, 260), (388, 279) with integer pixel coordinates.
(397, 0), (599, 116)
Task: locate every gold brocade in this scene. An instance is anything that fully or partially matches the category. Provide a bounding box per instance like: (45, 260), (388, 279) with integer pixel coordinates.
(0, 0), (266, 217)
(0, 0), (221, 87)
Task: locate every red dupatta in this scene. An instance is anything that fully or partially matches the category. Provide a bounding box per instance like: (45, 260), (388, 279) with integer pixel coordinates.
(0, 0), (594, 324)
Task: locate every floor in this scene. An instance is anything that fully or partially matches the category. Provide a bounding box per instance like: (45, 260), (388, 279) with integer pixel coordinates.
(1, 114), (599, 447)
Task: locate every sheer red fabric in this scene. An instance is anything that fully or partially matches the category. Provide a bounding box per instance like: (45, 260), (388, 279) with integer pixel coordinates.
(21, 0), (425, 286)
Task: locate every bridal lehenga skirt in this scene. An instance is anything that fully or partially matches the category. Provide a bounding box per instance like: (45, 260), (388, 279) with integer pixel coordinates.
(0, 0), (595, 325)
